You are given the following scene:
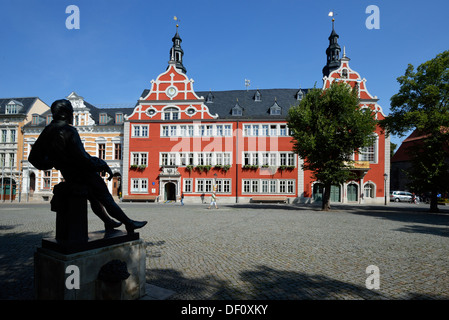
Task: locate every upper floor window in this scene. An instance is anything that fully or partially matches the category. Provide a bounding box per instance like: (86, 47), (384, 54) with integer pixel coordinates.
(115, 113), (124, 124)
(5, 101), (21, 114)
(164, 107), (179, 120)
(132, 124), (149, 137)
(46, 114), (53, 125)
(99, 113), (108, 124)
(98, 143), (106, 160)
(359, 135), (378, 163)
(254, 90), (261, 102)
(231, 103), (243, 116)
(269, 102), (281, 115)
(32, 115), (40, 125)
(342, 69), (348, 79)
(296, 90), (304, 101)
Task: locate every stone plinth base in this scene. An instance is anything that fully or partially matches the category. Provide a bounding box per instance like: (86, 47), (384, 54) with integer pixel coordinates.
(34, 238), (146, 300)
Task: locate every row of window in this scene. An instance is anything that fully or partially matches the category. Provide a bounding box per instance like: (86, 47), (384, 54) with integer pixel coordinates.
(132, 152), (296, 167)
(160, 152), (232, 167)
(243, 152), (295, 167)
(129, 178), (296, 194)
(243, 124), (290, 137)
(242, 179), (295, 194)
(131, 123), (295, 138)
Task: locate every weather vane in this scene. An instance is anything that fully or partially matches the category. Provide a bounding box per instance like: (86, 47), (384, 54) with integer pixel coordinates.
(174, 16), (180, 28)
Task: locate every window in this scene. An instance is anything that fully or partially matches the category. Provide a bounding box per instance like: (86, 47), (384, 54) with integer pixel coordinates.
(223, 153), (231, 165)
(164, 107), (179, 120)
(364, 183), (375, 198)
(262, 125), (269, 136)
(216, 125), (223, 136)
(0, 153), (5, 167)
(360, 137), (377, 163)
(252, 125), (259, 136)
(114, 144), (122, 160)
(5, 103), (18, 114)
(297, 90), (304, 101)
(279, 125), (287, 136)
(132, 153), (148, 166)
(215, 179), (231, 193)
(46, 115), (53, 125)
(196, 179), (214, 193)
(99, 113), (108, 124)
(254, 91), (261, 102)
(180, 125), (187, 136)
(224, 125), (232, 136)
(184, 179), (192, 193)
(97, 144), (105, 160)
(242, 179), (295, 194)
(32, 115), (39, 125)
(232, 105), (243, 116)
(162, 126), (169, 137)
(115, 113), (124, 124)
(342, 69), (348, 79)
(131, 179), (148, 193)
(9, 153), (15, 167)
(170, 125), (177, 136)
(270, 125), (277, 136)
(243, 180), (250, 193)
(1, 130), (7, 143)
(206, 125), (213, 136)
(244, 125), (251, 136)
(188, 125), (194, 137)
(132, 125), (149, 137)
(43, 171), (51, 189)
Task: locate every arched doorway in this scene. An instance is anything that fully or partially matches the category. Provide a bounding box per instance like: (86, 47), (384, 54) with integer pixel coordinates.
(164, 182), (176, 201)
(347, 183), (358, 202)
(29, 172), (36, 195)
(312, 183), (323, 201)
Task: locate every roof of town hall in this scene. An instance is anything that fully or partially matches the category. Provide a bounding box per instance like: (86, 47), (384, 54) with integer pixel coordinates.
(139, 88), (309, 120)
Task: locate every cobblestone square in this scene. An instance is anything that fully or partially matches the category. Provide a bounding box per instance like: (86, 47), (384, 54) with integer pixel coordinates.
(1, 201), (448, 300)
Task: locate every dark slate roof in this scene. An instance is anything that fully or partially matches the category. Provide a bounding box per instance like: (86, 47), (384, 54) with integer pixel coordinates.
(82, 101), (134, 125)
(0, 97), (39, 115)
(23, 100), (134, 128)
(139, 88), (309, 120)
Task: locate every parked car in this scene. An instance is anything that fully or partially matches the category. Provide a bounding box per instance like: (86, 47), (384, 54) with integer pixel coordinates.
(390, 191), (413, 202)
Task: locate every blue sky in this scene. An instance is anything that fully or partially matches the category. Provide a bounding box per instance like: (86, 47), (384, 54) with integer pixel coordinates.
(1, 0), (448, 147)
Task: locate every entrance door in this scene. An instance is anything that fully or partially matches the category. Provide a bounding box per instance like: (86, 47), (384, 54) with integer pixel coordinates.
(112, 174), (121, 197)
(330, 185), (341, 202)
(347, 184), (358, 202)
(313, 183), (324, 201)
(164, 182), (176, 201)
(30, 173), (36, 195)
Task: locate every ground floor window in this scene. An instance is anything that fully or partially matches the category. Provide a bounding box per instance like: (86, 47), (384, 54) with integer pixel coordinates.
(364, 182), (375, 198)
(242, 179), (295, 194)
(131, 178), (148, 193)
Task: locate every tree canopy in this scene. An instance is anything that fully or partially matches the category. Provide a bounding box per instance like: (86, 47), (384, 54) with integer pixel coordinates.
(380, 50), (449, 212)
(288, 81), (377, 210)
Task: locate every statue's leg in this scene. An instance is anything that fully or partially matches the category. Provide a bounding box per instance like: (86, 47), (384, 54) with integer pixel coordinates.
(88, 196), (122, 231)
(87, 174), (147, 233)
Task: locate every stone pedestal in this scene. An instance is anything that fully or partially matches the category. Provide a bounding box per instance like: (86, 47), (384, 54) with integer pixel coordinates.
(34, 237), (146, 300)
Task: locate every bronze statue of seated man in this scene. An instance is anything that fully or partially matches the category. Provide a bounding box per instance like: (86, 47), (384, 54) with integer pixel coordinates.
(29, 99), (147, 234)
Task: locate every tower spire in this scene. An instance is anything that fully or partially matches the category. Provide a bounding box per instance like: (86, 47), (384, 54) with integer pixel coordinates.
(169, 19), (187, 74)
(322, 17), (341, 77)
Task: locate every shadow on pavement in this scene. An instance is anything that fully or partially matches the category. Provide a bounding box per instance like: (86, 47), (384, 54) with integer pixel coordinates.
(0, 226), (51, 300)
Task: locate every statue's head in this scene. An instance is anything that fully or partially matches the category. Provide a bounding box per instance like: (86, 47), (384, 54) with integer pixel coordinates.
(51, 99), (73, 124)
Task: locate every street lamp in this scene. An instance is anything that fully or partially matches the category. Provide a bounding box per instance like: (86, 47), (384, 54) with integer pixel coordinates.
(383, 173), (388, 205)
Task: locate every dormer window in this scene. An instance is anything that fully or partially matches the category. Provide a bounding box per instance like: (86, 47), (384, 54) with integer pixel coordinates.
(99, 113), (108, 124)
(46, 114), (53, 125)
(231, 103), (243, 116)
(254, 90), (261, 102)
(206, 91), (214, 103)
(31, 114), (40, 126)
(5, 100), (22, 114)
(269, 102), (282, 115)
(296, 90), (304, 101)
(115, 113), (123, 124)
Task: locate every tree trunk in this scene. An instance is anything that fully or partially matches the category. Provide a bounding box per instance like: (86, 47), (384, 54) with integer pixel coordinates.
(322, 183), (332, 211)
(430, 190), (439, 213)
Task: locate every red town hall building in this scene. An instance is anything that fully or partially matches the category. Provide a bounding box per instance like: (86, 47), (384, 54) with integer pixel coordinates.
(122, 24), (390, 204)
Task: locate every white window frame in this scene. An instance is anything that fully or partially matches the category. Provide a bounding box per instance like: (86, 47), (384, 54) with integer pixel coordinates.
(132, 124), (149, 138)
(130, 178), (148, 193)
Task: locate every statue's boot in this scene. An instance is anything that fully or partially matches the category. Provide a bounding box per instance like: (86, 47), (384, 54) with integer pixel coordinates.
(105, 206), (147, 234)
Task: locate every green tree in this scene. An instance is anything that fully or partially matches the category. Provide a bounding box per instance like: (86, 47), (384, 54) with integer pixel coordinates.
(288, 82), (377, 210)
(380, 50), (449, 212)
